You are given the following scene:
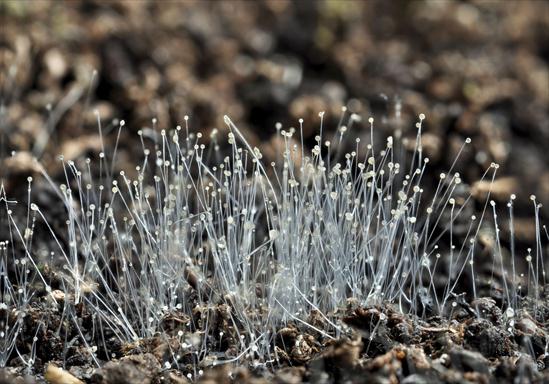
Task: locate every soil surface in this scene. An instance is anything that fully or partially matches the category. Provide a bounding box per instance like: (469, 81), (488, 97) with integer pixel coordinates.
(1, 1), (548, 383)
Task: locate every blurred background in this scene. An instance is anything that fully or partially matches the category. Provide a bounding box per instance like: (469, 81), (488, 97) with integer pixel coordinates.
(1, 0), (548, 220)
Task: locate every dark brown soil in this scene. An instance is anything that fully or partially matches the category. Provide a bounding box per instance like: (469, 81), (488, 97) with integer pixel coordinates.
(1, 1), (548, 383)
